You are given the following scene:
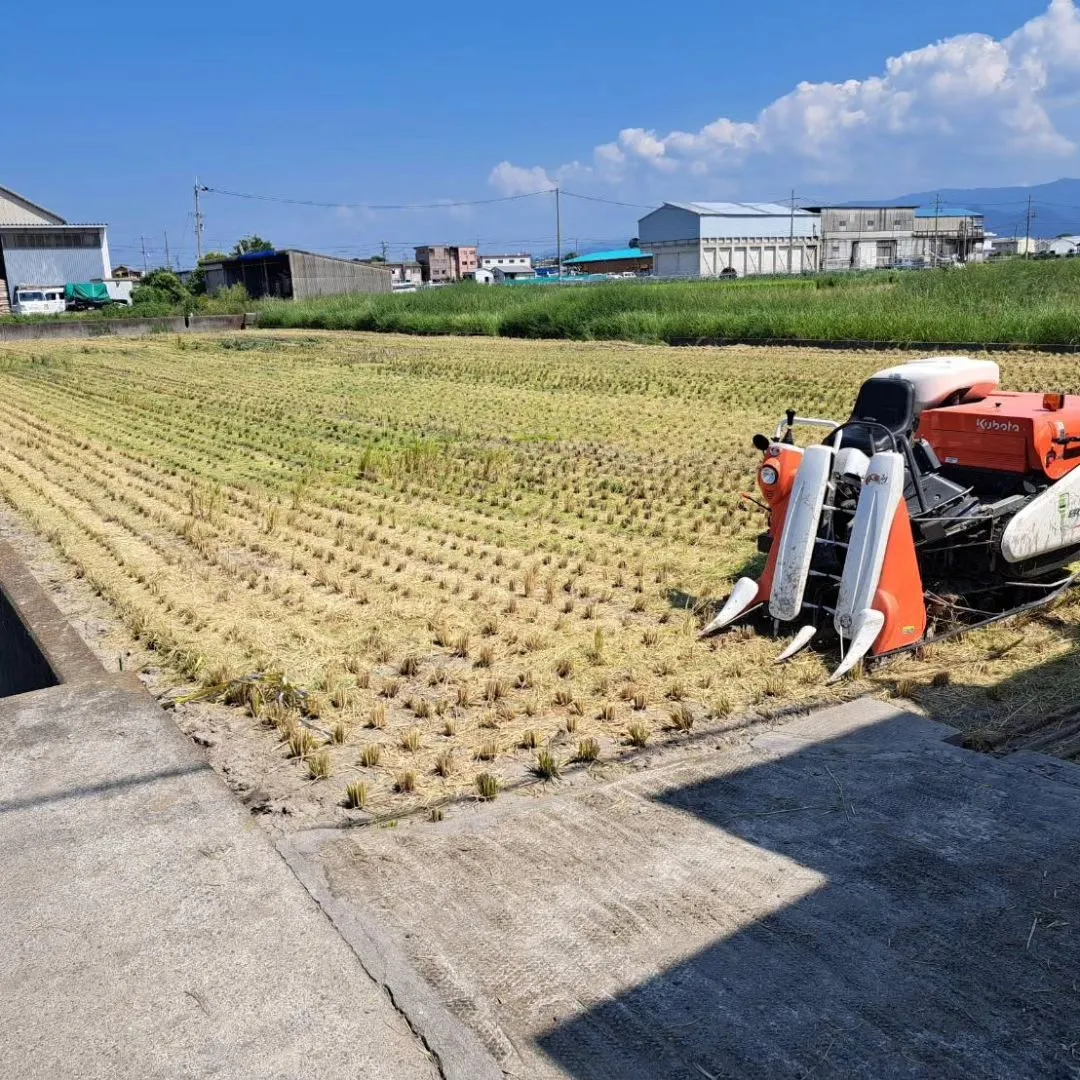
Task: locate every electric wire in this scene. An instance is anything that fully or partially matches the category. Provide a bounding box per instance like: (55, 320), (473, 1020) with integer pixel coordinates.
(200, 186), (553, 210)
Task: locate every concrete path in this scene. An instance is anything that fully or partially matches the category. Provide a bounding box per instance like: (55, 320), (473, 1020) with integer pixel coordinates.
(0, 547), (440, 1080)
(297, 699), (1080, 1080)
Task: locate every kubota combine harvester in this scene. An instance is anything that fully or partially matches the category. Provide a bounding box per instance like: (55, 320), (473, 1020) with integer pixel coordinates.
(702, 357), (1080, 681)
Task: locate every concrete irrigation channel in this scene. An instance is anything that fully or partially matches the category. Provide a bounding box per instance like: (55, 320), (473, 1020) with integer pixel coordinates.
(2, 533), (1080, 1078)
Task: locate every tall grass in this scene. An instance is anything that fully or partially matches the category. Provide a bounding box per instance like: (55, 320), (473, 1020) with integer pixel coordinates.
(256, 260), (1080, 345)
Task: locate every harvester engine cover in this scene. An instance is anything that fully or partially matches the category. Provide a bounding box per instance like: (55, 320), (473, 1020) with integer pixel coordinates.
(703, 357), (1080, 681)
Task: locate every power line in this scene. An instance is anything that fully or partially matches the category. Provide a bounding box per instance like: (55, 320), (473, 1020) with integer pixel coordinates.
(561, 190), (655, 210)
(199, 184), (553, 211)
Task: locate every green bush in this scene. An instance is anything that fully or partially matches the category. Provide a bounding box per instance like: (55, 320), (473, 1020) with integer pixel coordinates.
(132, 269), (187, 306)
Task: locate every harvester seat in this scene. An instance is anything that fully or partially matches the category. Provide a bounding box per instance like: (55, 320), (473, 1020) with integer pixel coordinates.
(825, 377), (917, 457)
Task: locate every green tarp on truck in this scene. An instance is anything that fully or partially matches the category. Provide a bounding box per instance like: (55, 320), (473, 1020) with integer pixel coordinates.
(64, 282), (110, 306)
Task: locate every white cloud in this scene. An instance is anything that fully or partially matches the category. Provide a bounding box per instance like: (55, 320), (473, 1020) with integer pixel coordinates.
(488, 161), (557, 195)
(491, 0), (1080, 192)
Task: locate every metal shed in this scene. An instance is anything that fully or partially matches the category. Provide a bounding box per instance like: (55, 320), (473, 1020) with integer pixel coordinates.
(204, 249), (392, 300)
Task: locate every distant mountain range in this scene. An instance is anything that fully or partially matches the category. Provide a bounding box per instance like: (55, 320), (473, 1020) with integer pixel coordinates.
(862, 178), (1080, 238)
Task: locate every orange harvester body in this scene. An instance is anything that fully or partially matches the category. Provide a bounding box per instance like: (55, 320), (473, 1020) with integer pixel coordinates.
(917, 391), (1080, 480)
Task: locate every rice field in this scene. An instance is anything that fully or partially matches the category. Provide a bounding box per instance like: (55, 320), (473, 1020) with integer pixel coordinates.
(1, 332), (1079, 818)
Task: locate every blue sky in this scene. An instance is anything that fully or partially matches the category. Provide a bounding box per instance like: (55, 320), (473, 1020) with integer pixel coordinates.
(3, 0), (1070, 266)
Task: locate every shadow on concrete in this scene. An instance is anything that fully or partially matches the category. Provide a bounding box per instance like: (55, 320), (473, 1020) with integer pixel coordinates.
(0, 762), (208, 814)
(537, 711), (1080, 1079)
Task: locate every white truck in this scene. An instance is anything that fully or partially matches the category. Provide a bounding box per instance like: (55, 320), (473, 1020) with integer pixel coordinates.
(10, 279), (133, 316)
(12, 285), (66, 316)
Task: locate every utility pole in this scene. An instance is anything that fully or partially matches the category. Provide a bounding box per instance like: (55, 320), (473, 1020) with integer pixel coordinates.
(1024, 195), (1035, 258)
(932, 193), (941, 267)
(194, 177), (205, 262)
(555, 185), (562, 278)
(789, 188), (796, 274)
(140, 236), (148, 274)
(163, 231), (170, 269)
(380, 240), (389, 261)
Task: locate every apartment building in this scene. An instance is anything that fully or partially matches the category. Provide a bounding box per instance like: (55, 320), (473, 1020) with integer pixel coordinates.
(414, 245), (478, 283)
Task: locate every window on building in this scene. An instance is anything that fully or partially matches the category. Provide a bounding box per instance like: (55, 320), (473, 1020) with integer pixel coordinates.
(837, 219), (847, 228)
(5, 230), (97, 249)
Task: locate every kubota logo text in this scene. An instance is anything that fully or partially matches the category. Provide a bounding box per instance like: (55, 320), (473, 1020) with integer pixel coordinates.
(975, 418), (1021, 433)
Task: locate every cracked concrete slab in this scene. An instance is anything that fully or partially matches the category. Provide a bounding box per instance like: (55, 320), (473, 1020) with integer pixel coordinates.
(302, 698), (1080, 1079)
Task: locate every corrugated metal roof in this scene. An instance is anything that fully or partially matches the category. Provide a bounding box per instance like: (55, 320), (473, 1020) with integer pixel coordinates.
(0, 222), (106, 228)
(663, 201), (814, 217)
(563, 248), (653, 264)
(914, 207), (983, 218)
(227, 248), (390, 269)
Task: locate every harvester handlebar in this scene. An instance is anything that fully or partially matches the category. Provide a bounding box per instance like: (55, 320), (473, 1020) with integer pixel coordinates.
(773, 414), (840, 441)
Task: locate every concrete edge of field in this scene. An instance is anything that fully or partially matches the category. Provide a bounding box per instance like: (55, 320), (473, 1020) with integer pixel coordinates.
(276, 828), (505, 1080)
(0, 312), (256, 342)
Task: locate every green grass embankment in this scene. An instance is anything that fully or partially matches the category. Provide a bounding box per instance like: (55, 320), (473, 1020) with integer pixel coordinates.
(255, 260), (1080, 346)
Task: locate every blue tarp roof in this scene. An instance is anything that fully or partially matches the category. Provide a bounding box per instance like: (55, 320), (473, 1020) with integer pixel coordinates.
(915, 208), (981, 218)
(563, 248), (653, 264)
(505, 273), (612, 285)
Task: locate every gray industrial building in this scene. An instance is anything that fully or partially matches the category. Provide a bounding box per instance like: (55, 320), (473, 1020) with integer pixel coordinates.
(637, 201), (819, 278)
(811, 206), (919, 270)
(639, 199), (986, 276)
(203, 249), (392, 300)
(0, 184), (111, 313)
(912, 208), (985, 264)
(810, 206), (985, 269)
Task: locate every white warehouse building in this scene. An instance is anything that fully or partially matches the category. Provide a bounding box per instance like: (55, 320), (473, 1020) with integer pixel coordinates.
(637, 201), (819, 278)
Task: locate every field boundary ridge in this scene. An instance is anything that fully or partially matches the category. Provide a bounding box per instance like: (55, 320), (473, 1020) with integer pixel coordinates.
(0, 312), (258, 343)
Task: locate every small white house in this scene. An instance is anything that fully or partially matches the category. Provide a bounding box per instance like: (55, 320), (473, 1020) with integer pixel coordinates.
(989, 236), (1038, 257)
(479, 253), (533, 273)
(471, 268), (495, 285)
(1046, 235), (1080, 256)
